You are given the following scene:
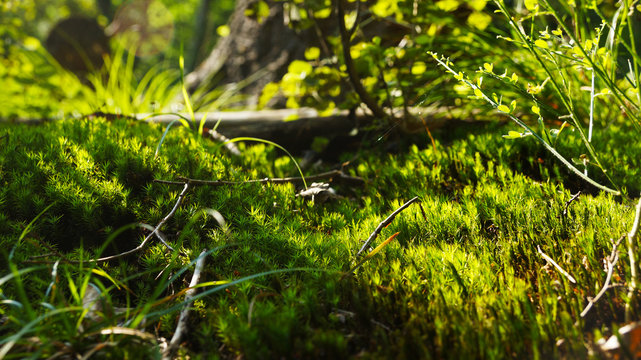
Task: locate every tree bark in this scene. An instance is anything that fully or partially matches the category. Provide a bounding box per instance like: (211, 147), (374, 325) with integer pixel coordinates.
(184, 0), (315, 107)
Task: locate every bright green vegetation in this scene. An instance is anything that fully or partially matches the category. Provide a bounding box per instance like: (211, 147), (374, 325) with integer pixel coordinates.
(1, 116), (640, 358)
(3, 0), (641, 358)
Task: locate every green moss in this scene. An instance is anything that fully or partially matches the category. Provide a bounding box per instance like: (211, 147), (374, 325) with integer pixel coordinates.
(1, 118), (640, 358)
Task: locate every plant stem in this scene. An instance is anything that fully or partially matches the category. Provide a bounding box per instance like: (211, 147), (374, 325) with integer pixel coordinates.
(431, 55), (620, 194)
(626, 195), (641, 321)
(335, 0), (389, 120)
(495, 0), (623, 192)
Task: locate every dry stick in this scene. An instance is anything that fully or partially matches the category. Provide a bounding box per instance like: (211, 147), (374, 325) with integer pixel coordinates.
(356, 197), (420, 258)
(563, 191), (581, 218)
(537, 245), (577, 284)
(581, 235), (624, 318)
(625, 195), (641, 322)
(154, 169), (366, 187)
(162, 249), (207, 360)
(88, 183), (191, 263)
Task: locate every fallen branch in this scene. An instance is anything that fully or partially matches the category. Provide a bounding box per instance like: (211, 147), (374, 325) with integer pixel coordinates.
(581, 235), (624, 318)
(6, 106), (482, 154)
(356, 197), (420, 258)
(162, 249), (208, 360)
(537, 245), (577, 284)
(154, 169), (366, 187)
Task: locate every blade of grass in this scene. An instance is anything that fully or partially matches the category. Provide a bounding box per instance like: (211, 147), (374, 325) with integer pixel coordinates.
(347, 232), (400, 275)
(179, 53), (195, 129)
(197, 112), (209, 136)
(155, 118), (184, 158)
(225, 137), (307, 189)
(142, 268), (326, 322)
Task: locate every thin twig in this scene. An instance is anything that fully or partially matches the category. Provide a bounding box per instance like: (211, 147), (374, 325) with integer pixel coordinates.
(537, 245), (577, 284)
(356, 197), (420, 257)
(140, 224), (174, 252)
(417, 202), (428, 222)
(162, 249), (208, 360)
(563, 191), (581, 218)
(581, 235), (624, 318)
(626, 195), (641, 321)
(23, 237), (72, 264)
(154, 169), (366, 187)
(89, 183), (191, 263)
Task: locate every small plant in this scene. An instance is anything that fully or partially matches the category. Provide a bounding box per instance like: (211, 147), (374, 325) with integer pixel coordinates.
(433, 0), (641, 324)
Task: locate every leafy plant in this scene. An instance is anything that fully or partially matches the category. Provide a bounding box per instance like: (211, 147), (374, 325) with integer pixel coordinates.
(432, 0), (641, 324)
(263, 0), (506, 125)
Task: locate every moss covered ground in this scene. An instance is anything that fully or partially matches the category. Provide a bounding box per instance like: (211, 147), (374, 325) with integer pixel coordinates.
(1, 117), (640, 358)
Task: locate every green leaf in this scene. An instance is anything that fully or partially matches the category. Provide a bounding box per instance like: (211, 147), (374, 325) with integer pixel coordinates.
(305, 47), (321, 60)
(534, 39), (549, 48)
(372, 0), (401, 17)
(524, 0), (538, 11)
(502, 130), (532, 139)
(314, 7), (332, 19)
(287, 60), (313, 77)
(216, 25), (230, 37)
(497, 104), (510, 113)
(411, 62), (427, 75)
(468, 12), (492, 31)
(259, 82), (280, 109)
(468, 0), (487, 11)
(436, 0), (460, 12)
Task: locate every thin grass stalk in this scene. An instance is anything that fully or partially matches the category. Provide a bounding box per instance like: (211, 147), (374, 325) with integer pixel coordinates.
(142, 268), (324, 322)
(625, 195), (641, 321)
(224, 137), (307, 189)
(431, 54), (619, 194)
(587, 68), (595, 177)
(539, 0), (640, 118)
(623, 0), (641, 112)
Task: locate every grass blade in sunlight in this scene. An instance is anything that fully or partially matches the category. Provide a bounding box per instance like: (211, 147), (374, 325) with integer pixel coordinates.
(225, 137), (307, 189)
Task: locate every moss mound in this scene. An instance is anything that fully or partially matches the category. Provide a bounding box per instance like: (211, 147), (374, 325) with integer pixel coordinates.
(1, 117), (639, 358)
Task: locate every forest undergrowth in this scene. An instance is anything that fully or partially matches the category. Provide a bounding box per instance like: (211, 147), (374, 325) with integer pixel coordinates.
(1, 116), (640, 358)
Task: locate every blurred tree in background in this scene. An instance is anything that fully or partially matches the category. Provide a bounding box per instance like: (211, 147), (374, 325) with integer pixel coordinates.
(1, 0), (235, 71)
(0, 0), (235, 118)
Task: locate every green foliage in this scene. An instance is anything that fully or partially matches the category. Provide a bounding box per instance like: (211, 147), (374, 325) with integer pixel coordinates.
(0, 31), (182, 118)
(0, 0), (237, 119)
(3, 0), (641, 358)
(265, 0), (505, 117)
(2, 117), (641, 357)
(432, 0), (641, 196)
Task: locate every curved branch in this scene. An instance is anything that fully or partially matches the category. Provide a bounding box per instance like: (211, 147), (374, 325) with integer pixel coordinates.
(335, 0), (389, 120)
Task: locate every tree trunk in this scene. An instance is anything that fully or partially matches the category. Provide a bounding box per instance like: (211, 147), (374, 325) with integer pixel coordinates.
(184, 0), (314, 108)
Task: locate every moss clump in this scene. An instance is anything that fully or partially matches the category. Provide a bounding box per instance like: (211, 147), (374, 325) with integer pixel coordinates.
(1, 117), (639, 358)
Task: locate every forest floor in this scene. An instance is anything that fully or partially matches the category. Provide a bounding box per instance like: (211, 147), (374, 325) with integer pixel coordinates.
(1, 116), (640, 358)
